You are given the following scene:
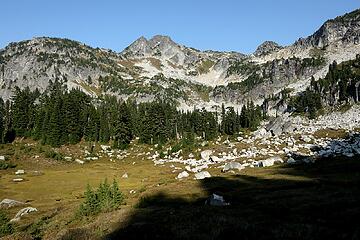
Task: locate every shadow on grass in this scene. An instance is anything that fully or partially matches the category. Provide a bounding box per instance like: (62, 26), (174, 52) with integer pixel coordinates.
(104, 136), (360, 240)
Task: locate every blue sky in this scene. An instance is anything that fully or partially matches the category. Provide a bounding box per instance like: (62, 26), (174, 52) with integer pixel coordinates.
(1, 0), (359, 53)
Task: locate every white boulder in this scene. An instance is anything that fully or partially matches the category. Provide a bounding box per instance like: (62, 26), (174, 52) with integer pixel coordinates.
(258, 156), (283, 167)
(122, 173), (128, 178)
(301, 135), (312, 143)
(75, 159), (84, 164)
(201, 150), (213, 161)
(195, 171), (211, 180)
(15, 169), (25, 175)
(13, 178), (24, 182)
(177, 171), (189, 179)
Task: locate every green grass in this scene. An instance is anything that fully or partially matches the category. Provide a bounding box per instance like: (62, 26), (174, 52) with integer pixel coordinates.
(197, 60), (215, 74)
(1, 137), (359, 239)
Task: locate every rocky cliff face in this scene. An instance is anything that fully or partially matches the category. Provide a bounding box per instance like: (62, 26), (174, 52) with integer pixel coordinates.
(1, 9), (360, 111)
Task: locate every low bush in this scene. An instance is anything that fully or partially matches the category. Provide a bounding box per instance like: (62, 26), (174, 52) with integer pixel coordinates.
(44, 150), (64, 161)
(0, 161), (16, 170)
(0, 210), (14, 237)
(77, 179), (125, 217)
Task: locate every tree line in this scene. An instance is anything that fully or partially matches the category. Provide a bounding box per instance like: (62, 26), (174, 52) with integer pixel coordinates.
(289, 56), (360, 118)
(0, 80), (264, 148)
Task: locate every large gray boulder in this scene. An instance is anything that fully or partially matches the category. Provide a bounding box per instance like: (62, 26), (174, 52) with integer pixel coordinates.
(0, 199), (25, 209)
(195, 171), (211, 180)
(258, 156), (284, 167)
(205, 194), (230, 206)
(223, 162), (244, 172)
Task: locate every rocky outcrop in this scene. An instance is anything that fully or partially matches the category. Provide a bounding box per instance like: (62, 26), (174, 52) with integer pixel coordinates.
(294, 9), (360, 49)
(0, 199), (25, 208)
(254, 41), (283, 56)
(10, 207), (38, 222)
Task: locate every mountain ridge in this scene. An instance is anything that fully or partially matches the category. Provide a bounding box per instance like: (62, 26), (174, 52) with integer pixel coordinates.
(1, 8), (360, 113)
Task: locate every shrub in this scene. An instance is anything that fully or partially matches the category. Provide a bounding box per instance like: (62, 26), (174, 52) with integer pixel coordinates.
(77, 179), (124, 217)
(0, 210), (14, 237)
(0, 161), (16, 170)
(44, 150), (64, 161)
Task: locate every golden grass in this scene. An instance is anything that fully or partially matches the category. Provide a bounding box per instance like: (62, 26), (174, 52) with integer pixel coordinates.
(0, 137), (334, 238)
(313, 128), (347, 139)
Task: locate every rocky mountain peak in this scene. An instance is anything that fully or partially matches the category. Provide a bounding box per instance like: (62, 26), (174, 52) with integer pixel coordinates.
(254, 41), (282, 56)
(294, 8), (360, 49)
(122, 36), (150, 57)
(121, 35), (181, 59)
(149, 35), (175, 45)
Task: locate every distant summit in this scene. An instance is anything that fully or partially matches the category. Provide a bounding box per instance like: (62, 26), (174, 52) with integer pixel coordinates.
(121, 35), (180, 58)
(254, 41), (283, 56)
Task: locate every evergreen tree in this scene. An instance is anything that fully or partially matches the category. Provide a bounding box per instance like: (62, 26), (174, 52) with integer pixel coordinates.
(78, 184), (100, 216)
(111, 179), (124, 208)
(11, 87), (38, 137)
(0, 98), (4, 143)
(113, 102), (133, 149)
(2, 100), (15, 143)
(84, 106), (100, 142)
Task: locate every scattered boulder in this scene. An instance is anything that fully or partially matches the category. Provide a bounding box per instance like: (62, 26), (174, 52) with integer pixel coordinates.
(122, 173), (128, 178)
(13, 178), (24, 182)
(15, 169), (25, 175)
(0, 156), (5, 161)
(300, 135), (312, 143)
(189, 165), (208, 173)
(201, 150), (213, 161)
(75, 159), (84, 164)
(10, 207), (38, 222)
(205, 194), (230, 206)
(258, 156), (283, 167)
(209, 155), (221, 162)
(101, 145), (111, 151)
(223, 139), (231, 145)
(195, 171), (211, 180)
(253, 128), (271, 139)
(177, 171), (189, 179)
(223, 162), (244, 172)
(287, 157), (296, 164)
(0, 199), (25, 209)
